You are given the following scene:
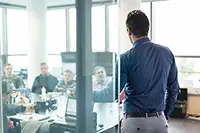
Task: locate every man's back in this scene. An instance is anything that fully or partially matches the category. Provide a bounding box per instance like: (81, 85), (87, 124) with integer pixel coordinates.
(122, 38), (179, 114)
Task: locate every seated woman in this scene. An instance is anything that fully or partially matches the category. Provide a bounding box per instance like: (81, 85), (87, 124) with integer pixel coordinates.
(54, 70), (76, 96)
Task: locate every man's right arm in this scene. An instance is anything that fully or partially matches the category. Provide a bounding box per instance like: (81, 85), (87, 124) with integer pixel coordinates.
(4, 103), (26, 116)
(93, 80), (114, 103)
(165, 57), (179, 118)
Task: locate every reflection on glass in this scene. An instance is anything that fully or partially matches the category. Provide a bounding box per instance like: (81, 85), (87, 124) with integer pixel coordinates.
(7, 9), (28, 54)
(47, 10), (66, 54)
(154, 0), (200, 55)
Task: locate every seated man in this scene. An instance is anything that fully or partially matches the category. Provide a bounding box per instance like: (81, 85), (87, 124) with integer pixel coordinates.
(54, 70), (76, 96)
(2, 81), (27, 133)
(2, 63), (25, 90)
(93, 66), (111, 91)
(32, 62), (58, 94)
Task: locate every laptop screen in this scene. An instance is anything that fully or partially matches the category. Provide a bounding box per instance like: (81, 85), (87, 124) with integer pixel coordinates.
(66, 96), (76, 116)
(65, 97), (94, 117)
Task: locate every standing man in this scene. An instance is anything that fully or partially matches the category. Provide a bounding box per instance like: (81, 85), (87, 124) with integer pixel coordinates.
(31, 62), (58, 94)
(93, 10), (179, 133)
(119, 10), (179, 133)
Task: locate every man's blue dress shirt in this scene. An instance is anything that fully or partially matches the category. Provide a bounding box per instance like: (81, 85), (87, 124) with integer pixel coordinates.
(93, 37), (179, 117)
(116, 37), (179, 117)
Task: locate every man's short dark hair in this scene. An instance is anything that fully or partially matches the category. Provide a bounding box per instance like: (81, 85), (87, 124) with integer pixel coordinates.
(4, 63), (12, 68)
(64, 70), (74, 75)
(40, 62), (48, 66)
(126, 10), (149, 38)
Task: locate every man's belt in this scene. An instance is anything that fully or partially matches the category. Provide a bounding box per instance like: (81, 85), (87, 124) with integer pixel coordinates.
(124, 112), (163, 118)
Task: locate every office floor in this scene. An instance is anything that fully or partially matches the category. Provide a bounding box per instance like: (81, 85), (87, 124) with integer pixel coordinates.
(169, 118), (200, 133)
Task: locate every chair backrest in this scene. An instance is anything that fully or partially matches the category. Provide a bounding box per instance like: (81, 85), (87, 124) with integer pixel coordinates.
(177, 88), (188, 103)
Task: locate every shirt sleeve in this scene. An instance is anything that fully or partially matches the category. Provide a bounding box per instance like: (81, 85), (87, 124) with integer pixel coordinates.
(115, 54), (128, 99)
(92, 80), (114, 103)
(4, 104), (26, 115)
(165, 56), (180, 117)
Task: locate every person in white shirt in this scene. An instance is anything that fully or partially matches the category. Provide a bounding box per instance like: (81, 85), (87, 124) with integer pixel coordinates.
(93, 66), (111, 91)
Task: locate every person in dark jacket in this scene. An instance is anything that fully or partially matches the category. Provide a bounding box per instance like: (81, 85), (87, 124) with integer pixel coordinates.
(32, 62), (58, 94)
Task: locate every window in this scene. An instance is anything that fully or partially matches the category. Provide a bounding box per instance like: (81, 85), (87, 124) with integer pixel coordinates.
(47, 9), (66, 54)
(141, 2), (151, 38)
(69, 6), (105, 52)
(141, 2), (151, 22)
(175, 57), (200, 88)
(48, 55), (62, 67)
(154, 0), (200, 55)
(69, 8), (76, 51)
(8, 56), (28, 71)
(7, 9), (28, 54)
(0, 8), (2, 54)
(108, 5), (118, 52)
(48, 55), (62, 77)
(92, 6), (105, 51)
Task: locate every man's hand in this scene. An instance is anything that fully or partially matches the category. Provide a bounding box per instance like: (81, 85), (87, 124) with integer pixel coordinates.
(25, 104), (35, 113)
(120, 90), (125, 104)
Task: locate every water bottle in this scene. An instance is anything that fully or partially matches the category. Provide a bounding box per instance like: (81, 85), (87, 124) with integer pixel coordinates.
(41, 86), (46, 101)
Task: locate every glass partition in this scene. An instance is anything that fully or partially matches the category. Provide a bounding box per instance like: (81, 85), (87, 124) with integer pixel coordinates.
(0, 8), (3, 133)
(0, 8), (2, 54)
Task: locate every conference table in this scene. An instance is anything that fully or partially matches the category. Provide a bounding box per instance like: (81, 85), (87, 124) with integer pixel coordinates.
(9, 93), (123, 133)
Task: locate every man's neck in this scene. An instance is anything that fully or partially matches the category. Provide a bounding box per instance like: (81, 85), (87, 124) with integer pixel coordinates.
(133, 36), (148, 43)
(64, 80), (68, 85)
(42, 73), (49, 76)
(6, 74), (12, 77)
(97, 79), (105, 84)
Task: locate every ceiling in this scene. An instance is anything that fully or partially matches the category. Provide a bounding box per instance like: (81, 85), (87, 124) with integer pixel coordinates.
(0, 0), (114, 7)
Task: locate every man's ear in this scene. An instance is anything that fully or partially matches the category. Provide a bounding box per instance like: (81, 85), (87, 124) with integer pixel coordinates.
(127, 28), (132, 36)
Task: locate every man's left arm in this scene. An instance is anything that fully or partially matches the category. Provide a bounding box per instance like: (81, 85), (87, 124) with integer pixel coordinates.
(115, 55), (128, 100)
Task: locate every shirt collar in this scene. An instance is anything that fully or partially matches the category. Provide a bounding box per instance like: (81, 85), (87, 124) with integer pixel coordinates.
(132, 37), (150, 47)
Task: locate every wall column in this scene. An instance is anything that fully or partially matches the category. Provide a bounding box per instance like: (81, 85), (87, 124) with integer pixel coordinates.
(27, 0), (48, 87)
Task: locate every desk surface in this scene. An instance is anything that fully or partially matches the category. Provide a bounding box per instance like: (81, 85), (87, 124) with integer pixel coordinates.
(10, 94), (122, 133)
